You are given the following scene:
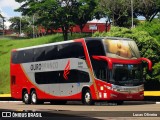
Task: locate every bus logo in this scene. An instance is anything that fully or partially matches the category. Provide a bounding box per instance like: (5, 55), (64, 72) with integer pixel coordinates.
(63, 60), (70, 80)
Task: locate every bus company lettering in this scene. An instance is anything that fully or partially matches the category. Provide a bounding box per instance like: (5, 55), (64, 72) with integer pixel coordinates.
(30, 62), (58, 71)
(78, 61), (83, 68)
(30, 64), (41, 71)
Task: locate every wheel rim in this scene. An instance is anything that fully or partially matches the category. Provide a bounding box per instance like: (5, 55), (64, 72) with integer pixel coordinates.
(85, 92), (91, 103)
(32, 93), (37, 103)
(24, 93), (28, 102)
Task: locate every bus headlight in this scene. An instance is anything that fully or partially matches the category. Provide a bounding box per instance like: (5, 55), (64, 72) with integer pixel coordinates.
(138, 85), (144, 92)
(106, 86), (112, 90)
(100, 86), (104, 91)
(111, 85), (118, 91)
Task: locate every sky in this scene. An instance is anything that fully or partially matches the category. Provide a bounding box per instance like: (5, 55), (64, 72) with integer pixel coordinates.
(0, 0), (21, 28)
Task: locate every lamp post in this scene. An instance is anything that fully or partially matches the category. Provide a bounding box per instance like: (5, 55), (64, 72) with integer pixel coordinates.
(20, 16), (21, 35)
(0, 14), (5, 37)
(19, 3), (22, 36)
(33, 14), (35, 38)
(131, 0), (134, 28)
(2, 17), (5, 37)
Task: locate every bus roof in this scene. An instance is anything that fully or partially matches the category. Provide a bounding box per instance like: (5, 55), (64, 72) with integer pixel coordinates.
(13, 37), (133, 51)
(85, 37), (132, 41)
(14, 39), (75, 51)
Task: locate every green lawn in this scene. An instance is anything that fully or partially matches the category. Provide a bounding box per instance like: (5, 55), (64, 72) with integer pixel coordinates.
(0, 33), (90, 94)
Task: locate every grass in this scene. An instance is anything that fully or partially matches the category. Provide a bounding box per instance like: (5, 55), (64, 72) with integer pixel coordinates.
(0, 33), (91, 94)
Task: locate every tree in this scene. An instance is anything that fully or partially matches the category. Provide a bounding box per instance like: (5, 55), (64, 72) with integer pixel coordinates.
(98, 0), (135, 27)
(134, 0), (160, 22)
(73, 0), (98, 32)
(98, 0), (160, 27)
(9, 16), (31, 34)
(15, 0), (98, 40)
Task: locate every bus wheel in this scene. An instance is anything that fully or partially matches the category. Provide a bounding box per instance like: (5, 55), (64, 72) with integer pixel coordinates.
(82, 90), (94, 105)
(23, 91), (31, 104)
(31, 90), (38, 104)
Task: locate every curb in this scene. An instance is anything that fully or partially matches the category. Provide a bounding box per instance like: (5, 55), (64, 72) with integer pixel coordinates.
(0, 94), (16, 101)
(0, 94), (11, 97)
(144, 91), (160, 96)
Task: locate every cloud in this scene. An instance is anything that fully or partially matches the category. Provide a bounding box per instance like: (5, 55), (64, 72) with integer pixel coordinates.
(0, 8), (6, 17)
(0, 0), (20, 9)
(0, 0), (21, 18)
(0, 0), (21, 29)
(4, 21), (12, 29)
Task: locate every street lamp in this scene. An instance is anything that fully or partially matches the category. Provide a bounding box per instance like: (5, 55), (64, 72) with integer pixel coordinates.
(20, 16), (21, 35)
(2, 17), (5, 37)
(19, 3), (22, 36)
(33, 14), (35, 38)
(131, 0), (134, 28)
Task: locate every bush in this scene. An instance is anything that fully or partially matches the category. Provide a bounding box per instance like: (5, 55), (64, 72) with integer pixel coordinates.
(136, 19), (160, 42)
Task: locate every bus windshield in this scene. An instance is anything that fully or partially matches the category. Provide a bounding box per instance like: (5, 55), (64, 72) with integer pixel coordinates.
(109, 64), (143, 86)
(103, 39), (140, 59)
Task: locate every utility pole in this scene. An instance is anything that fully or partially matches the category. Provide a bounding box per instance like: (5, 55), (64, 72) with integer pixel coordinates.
(131, 0), (134, 28)
(32, 0), (36, 38)
(19, 3), (22, 36)
(2, 17), (5, 37)
(33, 14), (35, 38)
(0, 13), (5, 37)
(20, 16), (21, 35)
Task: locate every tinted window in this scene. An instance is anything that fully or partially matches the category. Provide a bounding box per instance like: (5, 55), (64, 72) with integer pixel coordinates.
(86, 40), (105, 56)
(58, 42), (85, 59)
(12, 52), (18, 63)
(35, 70), (90, 84)
(12, 49), (34, 64)
(91, 58), (108, 82)
(12, 42), (85, 64)
(45, 45), (59, 60)
(35, 71), (59, 84)
(24, 49), (34, 62)
(34, 47), (45, 62)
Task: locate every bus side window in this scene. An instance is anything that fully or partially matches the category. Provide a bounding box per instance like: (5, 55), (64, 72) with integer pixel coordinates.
(45, 45), (59, 60)
(35, 71), (59, 84)
(34, 47), (45, 62)
(12, 52), (18, 64)
(86, 40), (105, 56)
(15, 51), (25, 63)
(58, 70), (90, 83)
(91, 59), (108, 82)
(58, 42), (85, 60)
(12, 50), (34, 64)
(24, 49), (34, 63)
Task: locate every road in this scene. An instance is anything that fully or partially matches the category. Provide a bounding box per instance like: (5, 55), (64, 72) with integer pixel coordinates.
(0, 101), (160, 120)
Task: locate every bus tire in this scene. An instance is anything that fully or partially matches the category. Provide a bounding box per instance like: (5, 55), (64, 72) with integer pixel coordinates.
(31, 90), (39, 104)
(82, 89), (94, 105)
(23, 91), (31, 104)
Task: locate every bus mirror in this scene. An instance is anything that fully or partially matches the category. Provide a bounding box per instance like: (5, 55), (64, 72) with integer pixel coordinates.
(92, 56), (113, 70)
(140, 58), (152, 71)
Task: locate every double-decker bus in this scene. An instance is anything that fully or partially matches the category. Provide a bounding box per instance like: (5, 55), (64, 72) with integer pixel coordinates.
(10, 37), (152, 105)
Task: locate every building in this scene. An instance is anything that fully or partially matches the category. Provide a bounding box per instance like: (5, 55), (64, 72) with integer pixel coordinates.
(38, 21), (111, 34)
